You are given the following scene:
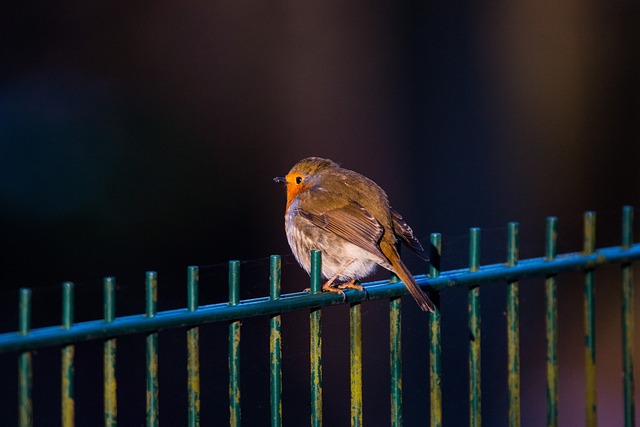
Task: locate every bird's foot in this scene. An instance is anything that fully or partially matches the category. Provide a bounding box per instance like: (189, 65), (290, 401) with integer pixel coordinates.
(336, 279), (364, 292)
(302, 281), (348, 303)
(321, 281), (347, 302)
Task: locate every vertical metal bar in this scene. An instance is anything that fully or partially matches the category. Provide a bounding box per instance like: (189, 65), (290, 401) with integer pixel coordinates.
(350, 301), (363, 427)
(429, 233), (442, 427)
(621, 206), (635, 427)
(506, 223), (521, 427)
(389, 258), (402, 427)
(390, 295), (402, 427)
(583, 212), (597, 427)
(104, 277), (117, 427)
(187, 266), (200, 427)
(146, 272), (159, 427)
(228, 260), (241, 427)
(18, 288), (32, 427)
(61, 281), (75, 427)
(310, 250), (323, 427)
(468, 228), (481, 427)
(269, 255), (283, 427)
(545, 217), (559, 427)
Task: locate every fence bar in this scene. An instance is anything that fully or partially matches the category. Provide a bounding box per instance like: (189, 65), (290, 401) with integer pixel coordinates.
(506, 223), (521, 427)
(3, 244), (640, 354)
(621, 206), (635, 427)
(310, 250), (323, 427)
(187, 266), (200, 427)
(104, 277), (117, 427)
(61, 282), (75, 427)
(18, 288), (32, 427)
(583, 212), (597, 427)
(545, 217), (559, 427)
(469, 228), (481, 427)
(390, 295), (402, 427)
(350, 302), (363, 426)
(429, 233), (442, 427)
(229, 261), (241, 427)
(269, 255), (283, 427)
(146, 272), (159, 427)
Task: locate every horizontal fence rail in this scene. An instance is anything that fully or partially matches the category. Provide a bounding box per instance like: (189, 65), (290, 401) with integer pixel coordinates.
(2, 245), (638, 354)
(1, 207), (637, 426)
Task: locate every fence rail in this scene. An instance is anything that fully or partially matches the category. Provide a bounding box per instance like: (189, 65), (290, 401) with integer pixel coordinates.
(1, 207), (637, 426)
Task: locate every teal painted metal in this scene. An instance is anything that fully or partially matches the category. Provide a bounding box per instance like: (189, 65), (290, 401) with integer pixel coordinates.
(506, 222), (520, 427)
(545, 217), (559, 427)
(310, 250), (323, 427)
(103, 277), (117, 427)
(61, 282), (75, 427)
(1, 207), (639, 426)
(146, 272), (159, 427)
(269, 255), (283, 427)
(350, 302), (363, 427)
(621, 206), (635, 427)
(390, 295), (402, 427)
(18, 288), (32, 427)
(187, 266), (200, 427)
(429, 233), (442, 427)
(583, 212), (597, 427)
(469, 228), (481, 427)
(228, 261), (241, 427)
(2, 243), (640, 354)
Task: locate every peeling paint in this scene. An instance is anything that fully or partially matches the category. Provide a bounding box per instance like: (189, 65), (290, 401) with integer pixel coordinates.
(104, 339), (117, 427)
(188, 327), (200, 426)
(229, 321), (241, 427)
(350, 303), (363, 427)
(62, 345), (75, 427)
(310, 307), (322, 427)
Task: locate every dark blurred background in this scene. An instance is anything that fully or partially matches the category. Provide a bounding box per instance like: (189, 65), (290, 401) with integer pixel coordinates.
(1, 1), (639, 425)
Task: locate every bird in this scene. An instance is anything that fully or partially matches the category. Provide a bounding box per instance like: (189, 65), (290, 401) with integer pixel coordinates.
(274, 157), (435, 312)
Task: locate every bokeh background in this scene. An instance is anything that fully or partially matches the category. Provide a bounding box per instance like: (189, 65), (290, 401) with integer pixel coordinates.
(1, 1), (639, 425)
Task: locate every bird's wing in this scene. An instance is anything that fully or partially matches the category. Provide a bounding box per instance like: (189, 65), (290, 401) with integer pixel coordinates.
(297, 201), (386, 259)
(390, 208), (429, 261)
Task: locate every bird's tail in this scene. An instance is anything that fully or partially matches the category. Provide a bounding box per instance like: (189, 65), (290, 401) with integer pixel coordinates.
(381, 241), (435, 312)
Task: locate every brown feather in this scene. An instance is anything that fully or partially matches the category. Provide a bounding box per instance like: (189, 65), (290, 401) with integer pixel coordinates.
(380, 240), (435, 312)
(298, 202), (386, 261)
(391, 208), (428, 261)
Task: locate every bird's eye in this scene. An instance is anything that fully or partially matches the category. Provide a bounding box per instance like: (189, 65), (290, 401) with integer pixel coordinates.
(295, 176), (303, 184)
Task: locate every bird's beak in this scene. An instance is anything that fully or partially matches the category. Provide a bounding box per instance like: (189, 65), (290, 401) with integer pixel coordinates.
(273, 176), (287, 183)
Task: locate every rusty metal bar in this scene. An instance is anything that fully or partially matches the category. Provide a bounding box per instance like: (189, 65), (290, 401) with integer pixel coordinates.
(103, 277), (117, 427)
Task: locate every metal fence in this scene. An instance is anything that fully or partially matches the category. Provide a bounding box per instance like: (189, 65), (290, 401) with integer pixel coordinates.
(0, 207), (638, 426)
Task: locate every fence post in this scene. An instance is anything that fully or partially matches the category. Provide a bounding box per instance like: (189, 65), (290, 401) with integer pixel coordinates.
(104, 277), (117, 427)
(583, 212), (597, 427)
(507, 223), (521, 427)
(61, 282), (75, 427)
(18, 288), (32, 427)
(469, 228), (481, 427)
(270, 255), (283, 427)
(429, 233), (442, 427)
(390, 276), (402, 427)
(545, 217), (559, 427)
(621, 206), (635, 427)
(350, 300), (363, 427)
(229, 261), (241, 427)
(146, 272), (159, 427)
(187, 266), (200, 427)
(310, 250), (323, 427)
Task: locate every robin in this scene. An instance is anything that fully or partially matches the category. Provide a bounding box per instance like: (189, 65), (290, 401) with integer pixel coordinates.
(274, 157), (435, 312)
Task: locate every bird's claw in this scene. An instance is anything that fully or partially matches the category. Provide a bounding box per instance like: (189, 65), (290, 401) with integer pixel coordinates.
(321, 282), (347, 302)
(304, 279), (366, 304)
(336, 279), (364, 292)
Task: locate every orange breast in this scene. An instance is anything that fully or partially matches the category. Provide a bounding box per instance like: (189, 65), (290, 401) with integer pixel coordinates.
(285, 183), (310, 210)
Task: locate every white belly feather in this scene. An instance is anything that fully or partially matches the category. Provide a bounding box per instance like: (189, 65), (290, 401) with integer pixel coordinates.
(285, 202), (386, 282)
